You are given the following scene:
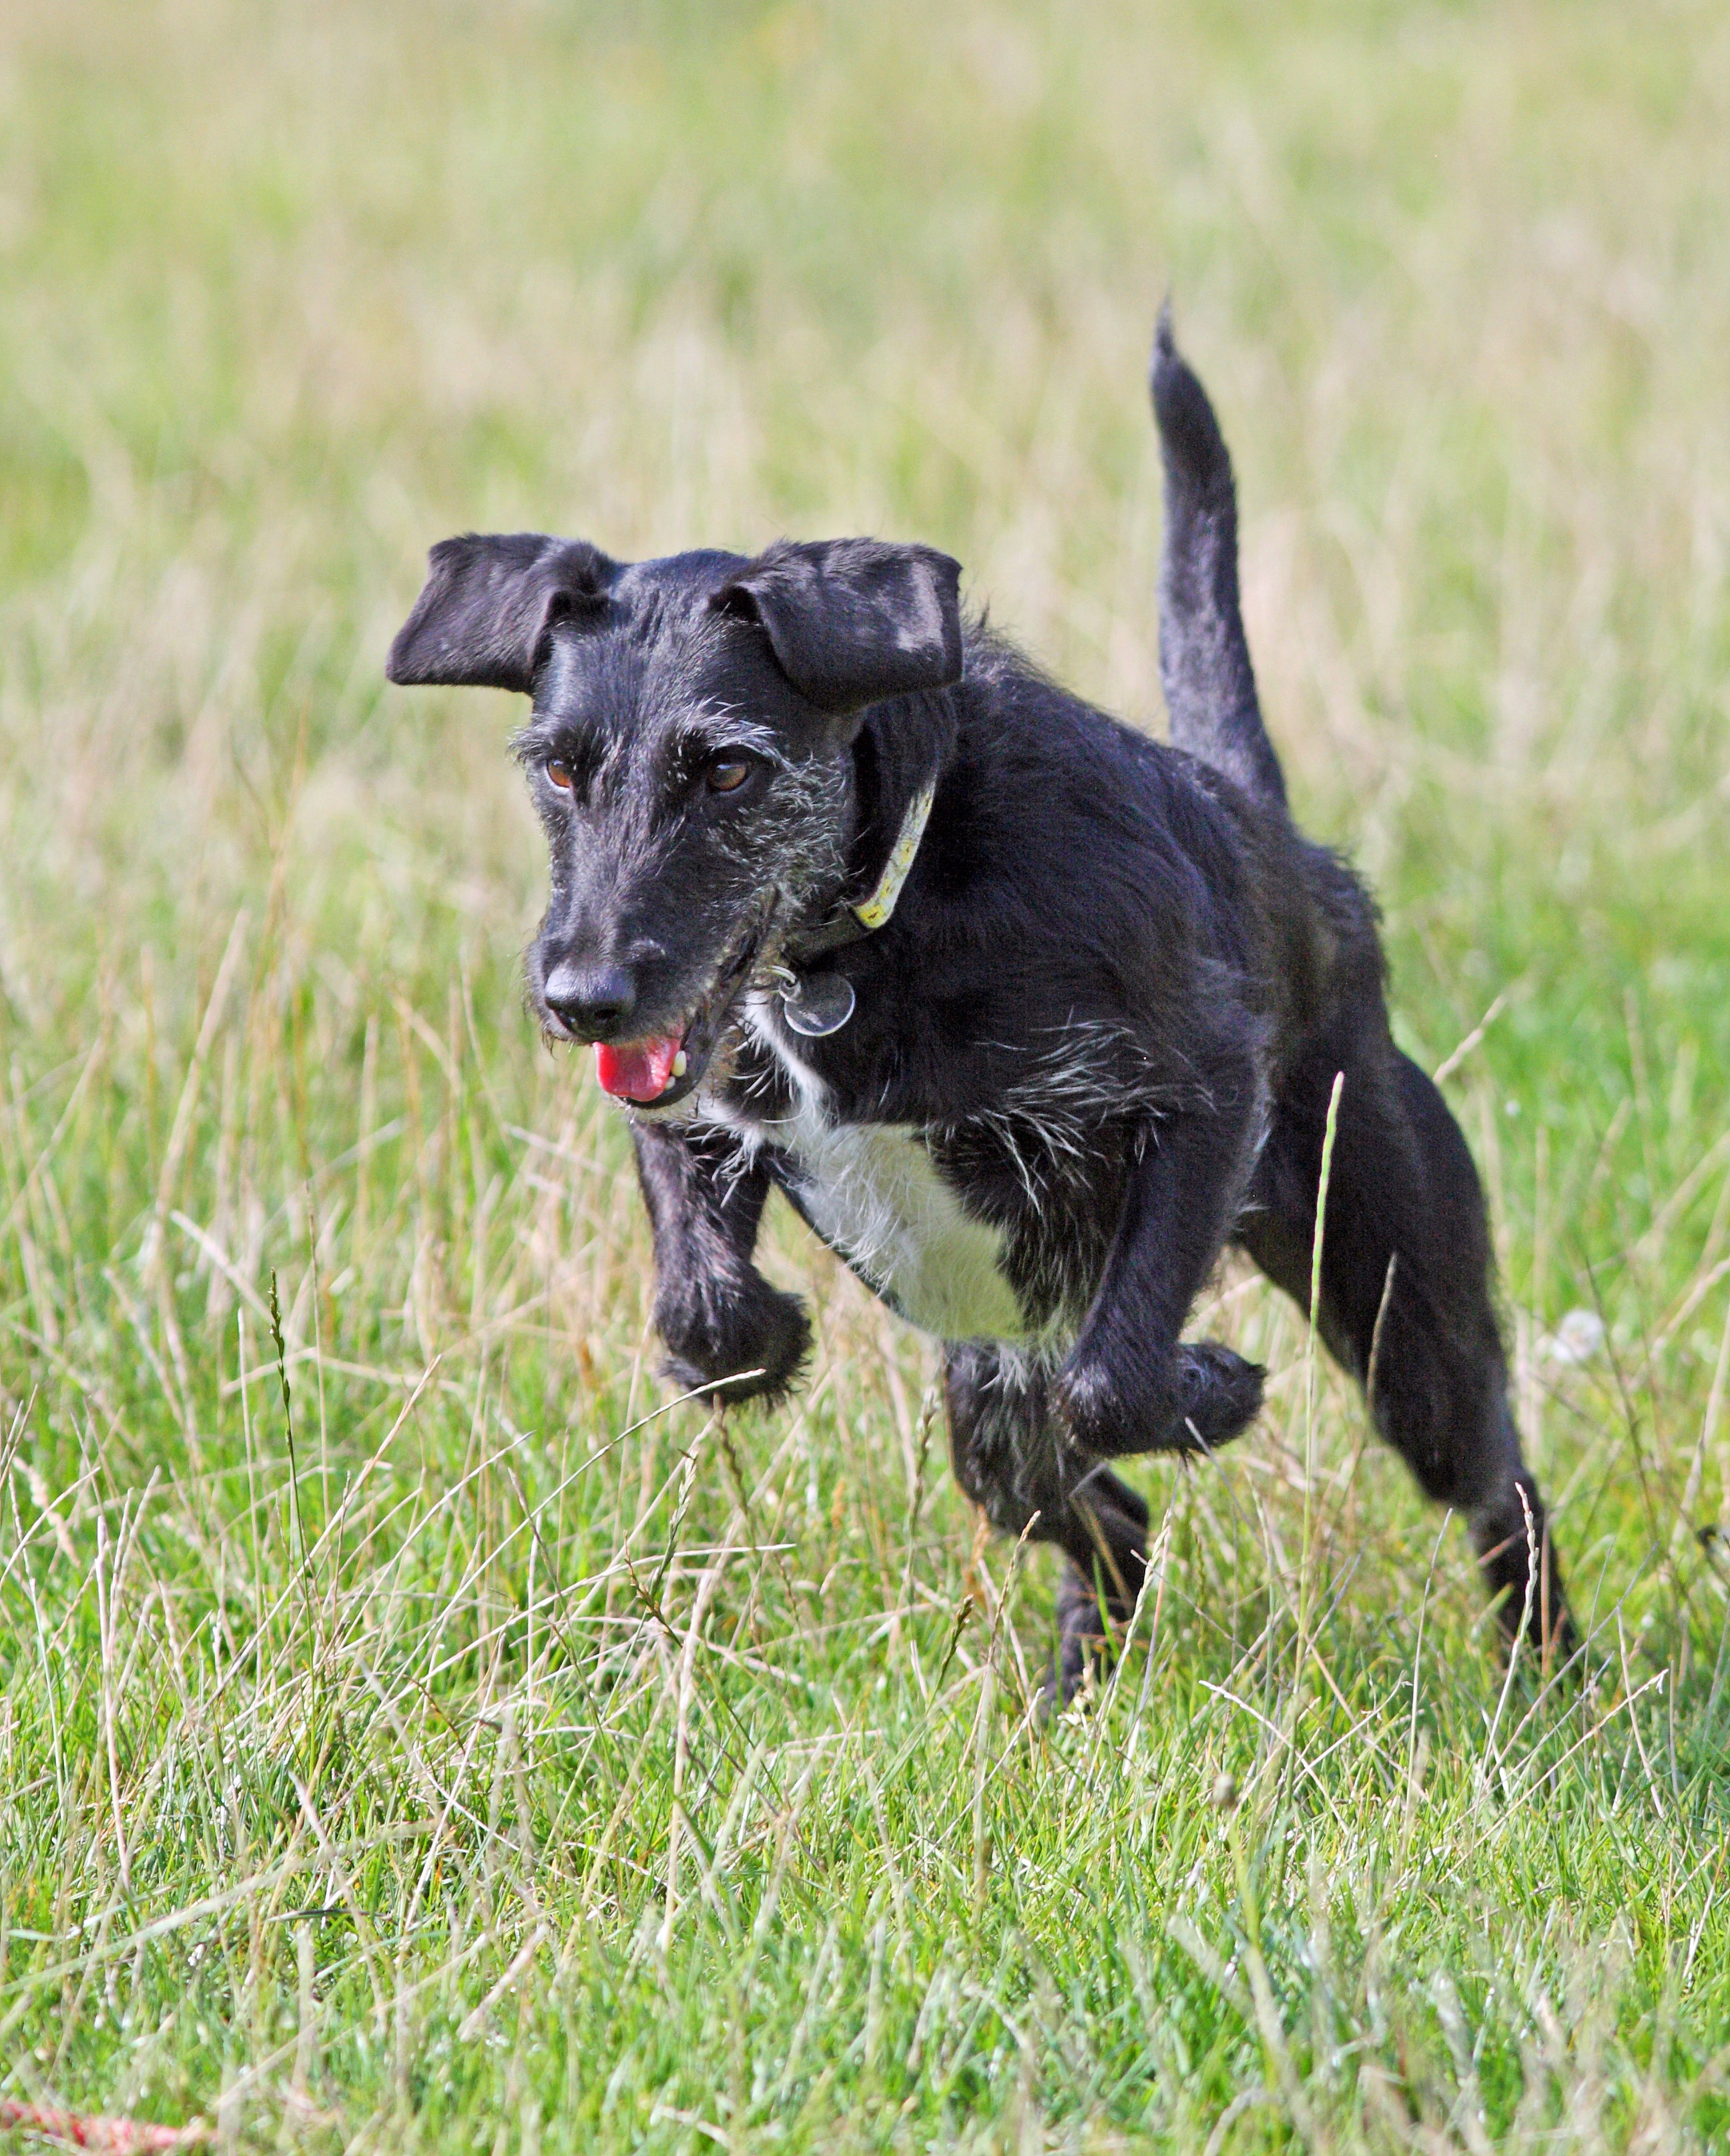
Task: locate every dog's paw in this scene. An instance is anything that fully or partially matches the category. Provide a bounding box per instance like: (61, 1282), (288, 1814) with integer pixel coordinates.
(1053, 1352), (1137, 1457)
(1055, 1339), (1263, 1457)
(1169, 1340), (1265, 1449)
(657, 1280), (812, 1408)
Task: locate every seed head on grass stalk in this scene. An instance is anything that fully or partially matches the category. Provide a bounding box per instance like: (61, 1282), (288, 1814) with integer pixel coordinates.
(1296, 1069), (1346, 1678)
(268, 1266), (318, 1653)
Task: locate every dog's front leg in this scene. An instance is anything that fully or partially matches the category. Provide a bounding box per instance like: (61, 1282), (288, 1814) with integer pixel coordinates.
(1057, 1098), (1265, 1458)
(631, 1119), (812, 1405)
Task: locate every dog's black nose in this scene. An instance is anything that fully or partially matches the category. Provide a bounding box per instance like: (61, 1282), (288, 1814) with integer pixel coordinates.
(543, 961), (637, 1040)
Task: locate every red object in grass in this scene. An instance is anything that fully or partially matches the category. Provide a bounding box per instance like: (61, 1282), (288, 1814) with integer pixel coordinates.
(0, 2100), (210, 2153)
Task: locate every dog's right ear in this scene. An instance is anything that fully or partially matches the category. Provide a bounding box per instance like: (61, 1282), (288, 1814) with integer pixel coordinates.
(386, 534), (614, 693)
(709, 539), (963, 716)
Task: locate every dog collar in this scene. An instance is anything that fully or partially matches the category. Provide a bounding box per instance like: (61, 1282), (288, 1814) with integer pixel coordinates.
(783, 778), (937, 963)
(852, 778), (935, 932)
(778, 778), (936, 1036)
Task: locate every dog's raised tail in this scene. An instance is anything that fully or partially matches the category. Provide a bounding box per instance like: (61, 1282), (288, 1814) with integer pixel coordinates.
(1151, 311), (1288, 810)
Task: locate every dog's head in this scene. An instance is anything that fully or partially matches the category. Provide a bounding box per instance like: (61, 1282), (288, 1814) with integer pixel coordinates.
(387, 533), (962, 1109)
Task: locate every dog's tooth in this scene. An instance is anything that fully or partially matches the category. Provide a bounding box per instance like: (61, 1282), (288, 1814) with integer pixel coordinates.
(672, 1050), (687, 1078)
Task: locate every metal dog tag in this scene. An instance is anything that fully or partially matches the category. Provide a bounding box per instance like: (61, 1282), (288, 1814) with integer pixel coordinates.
(780, 972), (856, 1038)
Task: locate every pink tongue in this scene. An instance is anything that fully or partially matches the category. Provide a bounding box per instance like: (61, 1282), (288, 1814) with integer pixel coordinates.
(594, 1035), (681, 1102)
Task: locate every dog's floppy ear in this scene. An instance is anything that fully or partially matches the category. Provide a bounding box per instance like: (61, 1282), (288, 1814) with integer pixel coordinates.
(710, 538), (962, 714)
(386, 533), (613, 693)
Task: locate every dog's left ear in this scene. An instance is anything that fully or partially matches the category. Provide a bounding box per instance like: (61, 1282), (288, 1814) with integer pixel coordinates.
(711, 539), (962, 715)
(386, 533), (614, 693)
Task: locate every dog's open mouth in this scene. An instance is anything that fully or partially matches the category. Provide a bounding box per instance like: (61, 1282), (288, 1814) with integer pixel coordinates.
(594, 1035), (685, 1104)
(591, 900), (776, 1112)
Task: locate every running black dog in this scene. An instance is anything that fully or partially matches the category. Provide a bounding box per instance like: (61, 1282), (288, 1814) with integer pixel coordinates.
(388, 322), (1573, 1691)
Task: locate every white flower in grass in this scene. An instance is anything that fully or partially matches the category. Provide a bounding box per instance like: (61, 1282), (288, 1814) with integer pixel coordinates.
(1543, 1308), (1606, 1367)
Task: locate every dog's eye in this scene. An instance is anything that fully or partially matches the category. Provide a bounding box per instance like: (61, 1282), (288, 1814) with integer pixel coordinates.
(545, 760), (576, 791)
(706, 757), (754, 795)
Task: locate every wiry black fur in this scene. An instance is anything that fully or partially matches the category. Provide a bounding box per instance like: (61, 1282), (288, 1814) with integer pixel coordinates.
(387, 324), (1575, 1693)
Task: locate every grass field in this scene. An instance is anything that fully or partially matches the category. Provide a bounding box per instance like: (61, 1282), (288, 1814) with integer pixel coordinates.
(3, 1), (1729, 2148)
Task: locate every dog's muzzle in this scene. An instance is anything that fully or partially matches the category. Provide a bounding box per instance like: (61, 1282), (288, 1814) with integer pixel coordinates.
(589, 895), (780, 1112)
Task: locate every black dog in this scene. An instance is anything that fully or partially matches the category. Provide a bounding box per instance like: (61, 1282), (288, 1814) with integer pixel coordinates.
(388, 322), (1573, 1691)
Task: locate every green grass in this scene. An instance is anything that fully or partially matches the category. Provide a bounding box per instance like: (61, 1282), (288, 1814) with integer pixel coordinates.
(2, 1), (1729, 2148)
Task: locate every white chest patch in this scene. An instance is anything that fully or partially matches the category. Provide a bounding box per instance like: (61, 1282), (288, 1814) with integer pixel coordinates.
(703, 1012), (1028, 1344)
(776, 1110), (1025, 1342)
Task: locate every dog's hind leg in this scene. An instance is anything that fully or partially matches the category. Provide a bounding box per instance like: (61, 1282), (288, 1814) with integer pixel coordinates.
(1238, 1024), (1576, 1664)
(944, 1342), (1151, 1699)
